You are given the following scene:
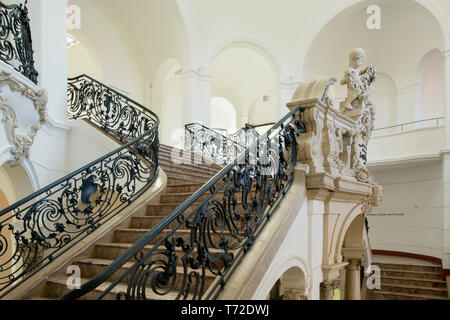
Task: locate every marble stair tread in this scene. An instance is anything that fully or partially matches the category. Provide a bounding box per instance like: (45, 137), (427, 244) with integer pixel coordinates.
(159, 163), (219, 176)
(381, 276), (447, 284)
(367, 290), (448, 300)
(75, 257), (217, 277)
(46, 275), (180, 300)
(375, 263), (441, 272)
(96, 241), (224, 254)
(379, 283), (448, 294)
(381, 268), (442, 276)
(161, 168), (214, 179)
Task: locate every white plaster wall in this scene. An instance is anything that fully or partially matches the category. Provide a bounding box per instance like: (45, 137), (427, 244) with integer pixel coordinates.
(368, 161), (444, 259)
(420, 50), (446, 120)
(252, 198), (323, 300)
(65, 120), (120, 173)
(211, 97), (237, 134)
(368, 126), (445, 163)
(212, 46), (278, 128)
(69, 0), (147, 104)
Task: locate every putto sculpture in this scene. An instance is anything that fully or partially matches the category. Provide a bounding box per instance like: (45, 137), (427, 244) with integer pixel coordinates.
(340, 48), (376, 112)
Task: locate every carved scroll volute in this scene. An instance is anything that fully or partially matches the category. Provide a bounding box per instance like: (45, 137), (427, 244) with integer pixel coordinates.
(295, 104), (325, 174)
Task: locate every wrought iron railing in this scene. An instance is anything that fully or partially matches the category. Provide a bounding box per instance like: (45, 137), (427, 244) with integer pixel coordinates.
(0, 74), (159, 297)
(0, 0), (38, 84)
(185, 123), (246, 165)
(61, 105), (306, 300)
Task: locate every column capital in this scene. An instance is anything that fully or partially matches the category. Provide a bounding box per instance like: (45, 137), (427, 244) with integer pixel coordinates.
(320, 279), (340, 300)
(345, 259), (363, 271)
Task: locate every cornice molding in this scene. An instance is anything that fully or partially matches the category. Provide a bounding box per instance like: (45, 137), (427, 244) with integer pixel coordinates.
(179, 69), (212, 82)
(397, 82), (422, 95)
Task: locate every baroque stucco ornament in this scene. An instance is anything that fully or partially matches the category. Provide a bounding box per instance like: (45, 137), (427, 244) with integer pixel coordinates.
(0, 70), (48, 166)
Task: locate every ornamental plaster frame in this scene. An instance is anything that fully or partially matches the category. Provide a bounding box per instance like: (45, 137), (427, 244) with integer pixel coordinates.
(0, 70), (48, 167)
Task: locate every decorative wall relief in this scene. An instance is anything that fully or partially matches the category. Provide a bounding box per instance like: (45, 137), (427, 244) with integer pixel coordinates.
(0, 70), (48, 166)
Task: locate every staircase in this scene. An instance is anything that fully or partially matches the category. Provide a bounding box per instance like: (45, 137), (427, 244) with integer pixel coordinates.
(25, 144), (222, 300)
(366, 262), (448, 300)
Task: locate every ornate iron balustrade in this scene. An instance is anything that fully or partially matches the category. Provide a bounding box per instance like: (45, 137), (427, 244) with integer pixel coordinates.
(0, 1), (38, 84)
(185, 123), (246, 165)
(0, 75), (159, 297)
(61, 105), (306, 300)
(228, 125), (261, 150)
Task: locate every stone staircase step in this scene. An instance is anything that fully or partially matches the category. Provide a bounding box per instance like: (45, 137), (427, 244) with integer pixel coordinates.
(146, 203), (182, 216)
(94, 242), (225, 262)
(161, 168), (213, 181)
(44, 275), (181, 300)
(378, 283), (448, 297)
(376, 263), (442, 273)
(130, 216), (166, 229)
(160, 191), (246, 205)
(72, 258), (216, 290)
(381, 276), (447, 289)
(366, 290), (448, 300)
(380, 269), (442, 280)
(158, 148), (218, 164)
(159, 162), (219, 177)
(113, 228), (240, 246)
(166, 183), (205, 194)
(166, 175), (209, 185)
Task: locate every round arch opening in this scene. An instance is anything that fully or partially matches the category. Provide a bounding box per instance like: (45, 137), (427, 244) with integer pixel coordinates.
(211, 44), (280, 131)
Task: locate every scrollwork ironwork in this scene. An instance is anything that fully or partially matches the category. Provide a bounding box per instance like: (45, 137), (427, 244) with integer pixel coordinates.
(61, 105), (306, 301)
(0, 1), (38, 84)
(0, 74), (159, 297)
(185, 123), (246, 165)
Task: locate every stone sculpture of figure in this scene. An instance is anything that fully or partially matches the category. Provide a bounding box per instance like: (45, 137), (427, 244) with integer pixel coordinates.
(339, 48), (376, 111)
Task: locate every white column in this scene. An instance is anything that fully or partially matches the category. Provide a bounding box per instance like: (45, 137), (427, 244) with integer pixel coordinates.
(238, 113), (248, 128)
(442, 49), (450, 276)
(28, 0), (68, 125)
(344, 259), (362, 300)
(180, 69), (212, 127)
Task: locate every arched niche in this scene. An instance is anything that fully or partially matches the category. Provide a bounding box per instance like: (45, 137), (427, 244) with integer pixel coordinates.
(303, 0), (445, 124)
(153, 59), (182, 147)
(417, 48), (445, 121)
(0, 163), (33, 282)
(0, 163), (34, 201)
(371, 72), (397, 129)
(67, 31), (104, 81)
(268, 266), (307, 300)
(211, 42), (280, 129)
(211, 97), (237, 134)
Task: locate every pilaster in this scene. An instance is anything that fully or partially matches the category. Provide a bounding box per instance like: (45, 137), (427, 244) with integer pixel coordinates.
(180, 69), (212, 127)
